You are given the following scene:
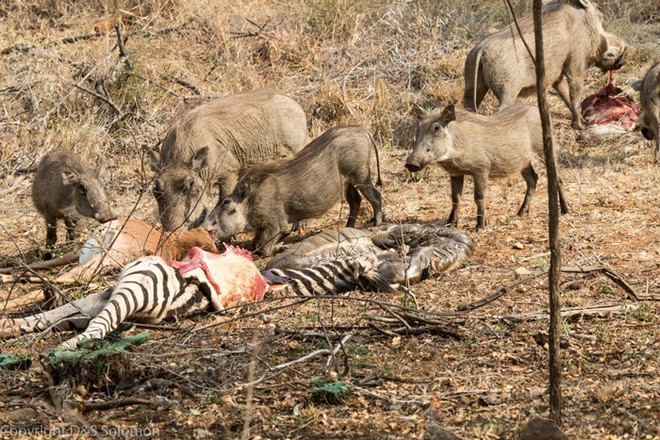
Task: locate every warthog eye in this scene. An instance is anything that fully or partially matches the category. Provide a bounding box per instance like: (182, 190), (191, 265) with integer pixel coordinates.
(433, 123), (441, 133)
(220, 198), (231, 208)
(228, 209), (236, 215)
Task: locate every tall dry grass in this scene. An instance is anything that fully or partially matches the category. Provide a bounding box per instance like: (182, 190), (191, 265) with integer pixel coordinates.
(0, 0), (657, 215)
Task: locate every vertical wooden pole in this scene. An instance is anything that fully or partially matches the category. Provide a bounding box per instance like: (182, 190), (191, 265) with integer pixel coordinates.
(532, 0), (563, 425)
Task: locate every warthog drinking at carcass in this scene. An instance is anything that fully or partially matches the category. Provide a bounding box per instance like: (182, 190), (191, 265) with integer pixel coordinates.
(32, 148), (118, 246)
(151, 90), (307, 231)
(203, 126), (384, 256)
(405, 104), (569, 229)
(463, 0), (625, 129)
(634, 62), (660, 163)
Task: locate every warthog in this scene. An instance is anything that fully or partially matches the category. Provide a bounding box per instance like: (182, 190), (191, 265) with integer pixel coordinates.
(405, 104), (569, 229)
(634, 62), (660, 163)
(151, 90), (307, 231)
(203, 126), (384, 256)
(32, 148), (117, 246)
(463, 0), (625, 129)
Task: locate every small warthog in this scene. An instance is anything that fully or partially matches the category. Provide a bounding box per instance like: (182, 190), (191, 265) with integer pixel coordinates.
(203, 126), (384, 256)
(463, 0), (625, 129)
(151, 90), (307, 231)
(405, 104), (569, 229)
(32, 148), (117, 246)
(634, 62), (660, 163)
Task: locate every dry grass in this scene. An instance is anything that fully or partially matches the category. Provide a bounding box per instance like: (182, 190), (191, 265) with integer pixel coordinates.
(0, 1), (659, 438)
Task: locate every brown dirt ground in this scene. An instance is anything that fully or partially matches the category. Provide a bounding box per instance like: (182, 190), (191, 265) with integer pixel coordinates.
(0, 1), (658, 439)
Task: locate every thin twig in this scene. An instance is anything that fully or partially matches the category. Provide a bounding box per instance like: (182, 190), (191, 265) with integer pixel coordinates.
(73, 84), (123, 115)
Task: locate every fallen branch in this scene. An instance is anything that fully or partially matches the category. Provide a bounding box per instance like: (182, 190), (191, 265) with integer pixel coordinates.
(458, 269), (547, 312)
(0, 175), (27, 197)
(561, 265), (641, 301)
(496, 303), (641, 322)
(82, 397), (150, 413)
(458, 264), (642, 314)
(1, 288), (45, 313)
(163, 74), (200, 95)
(73, 83), (123, 116)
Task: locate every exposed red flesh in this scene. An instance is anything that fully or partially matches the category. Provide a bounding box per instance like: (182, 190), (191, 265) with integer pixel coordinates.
(581, 72), (639, 131)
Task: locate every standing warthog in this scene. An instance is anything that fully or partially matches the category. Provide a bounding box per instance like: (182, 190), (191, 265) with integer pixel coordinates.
(151, 90), (307, 231)
(634, 62), (660, 164)
(32, 148), (118, 246)
(405, 104), (569, 229)
(463, 0), (625, 129)
(203, 126), (384, 256)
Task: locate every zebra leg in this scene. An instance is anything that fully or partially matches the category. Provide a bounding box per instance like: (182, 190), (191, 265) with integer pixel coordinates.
(59, 257), (182, 349)
(0, 290), (111, 338)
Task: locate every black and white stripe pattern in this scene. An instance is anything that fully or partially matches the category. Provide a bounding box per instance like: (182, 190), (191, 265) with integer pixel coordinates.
(261, 255), (390, 296)
(59, 256), (212, 349)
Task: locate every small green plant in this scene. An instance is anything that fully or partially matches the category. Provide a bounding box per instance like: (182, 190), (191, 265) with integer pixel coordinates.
(630, 303), (655, 323)
(495, 319), (519, 331)
(309, 377), (350, 405)
(595, 282), (615, 296)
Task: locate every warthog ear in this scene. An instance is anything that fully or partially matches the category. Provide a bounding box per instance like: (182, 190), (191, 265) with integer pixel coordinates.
(190, 147), (209, 171)
(145, 145), (161, 173)
(439, 104), (456, 125)
(412, 103), (429, 119)
(235, 178), (251, 202)
(571, 0), (591, 9)
(631, 80), (643, 92)
(61, 169), (81, 185)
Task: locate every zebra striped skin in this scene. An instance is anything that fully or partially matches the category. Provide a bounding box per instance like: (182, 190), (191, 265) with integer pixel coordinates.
(59, 256), (212, 349)
(261, 255), (393, 297)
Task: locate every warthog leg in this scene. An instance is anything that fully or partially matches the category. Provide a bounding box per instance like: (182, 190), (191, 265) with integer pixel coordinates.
(518, 164), (538, 217)
(45, 213), (58, 247)
(346, 184), (362, 228)
(473, 173), (488, 230)
(447, 175), (464, 227)
(356, 182), (383, 226)
(64, 217), (78, 242)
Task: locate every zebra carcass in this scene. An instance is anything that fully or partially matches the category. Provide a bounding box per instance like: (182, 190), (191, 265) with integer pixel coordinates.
(0, 246), (268, 349)
(262, 223), (473, 295)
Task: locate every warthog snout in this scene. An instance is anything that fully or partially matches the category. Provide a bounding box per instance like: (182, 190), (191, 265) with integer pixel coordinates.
(405, 162), (422, 173)
(640, 127), (654, 141)
(95, 208), (118, 223)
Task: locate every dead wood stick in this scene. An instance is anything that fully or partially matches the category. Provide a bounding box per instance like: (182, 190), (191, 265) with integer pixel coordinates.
(73, 83), (123, 115)
(561, 265), (640, 301)
(459, 264), (641, 314)
(324, 333), (354, 370)
(388, 324), (463, 340)
(163, 74), (200, 95)
(82, 397), (150, 413)
(58, 32), (104, 45)
(0, 175), (26, 197)
(496, 303), (640, 322)
(458, 268), (548, 312)
(1, 288), (45, 313)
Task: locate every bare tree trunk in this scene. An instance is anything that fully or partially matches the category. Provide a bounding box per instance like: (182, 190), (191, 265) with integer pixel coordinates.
(532, 0), (563, 425)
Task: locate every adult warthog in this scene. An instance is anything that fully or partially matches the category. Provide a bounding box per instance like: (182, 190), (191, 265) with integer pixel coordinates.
(634, 62), (660, 164)
(463, 0), (625, 129)
(151, 90), (307, 231)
